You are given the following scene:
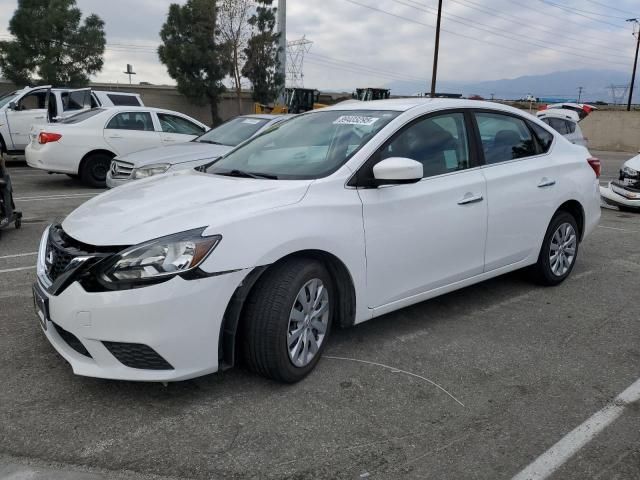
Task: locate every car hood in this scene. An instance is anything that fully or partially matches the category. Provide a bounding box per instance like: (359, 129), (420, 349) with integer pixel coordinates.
(63, 170), (312, 246)
(120, 142), (233, 169)
(624, 154), (640, 171)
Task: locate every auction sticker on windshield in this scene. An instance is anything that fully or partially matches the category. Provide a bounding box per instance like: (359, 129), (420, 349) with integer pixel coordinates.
(333, 115), (379, 126)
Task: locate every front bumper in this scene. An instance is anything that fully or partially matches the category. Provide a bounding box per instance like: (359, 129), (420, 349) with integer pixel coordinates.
(105, 172), (132, 189)
(35, 270), (247, 382)
(600, 182), (640, 209)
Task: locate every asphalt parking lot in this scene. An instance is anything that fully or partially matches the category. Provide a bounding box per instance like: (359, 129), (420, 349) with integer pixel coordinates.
(1, 152), (639, 480)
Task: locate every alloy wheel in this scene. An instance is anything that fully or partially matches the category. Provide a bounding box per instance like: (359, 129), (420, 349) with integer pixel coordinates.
(287, 278), (329, 368)
(549, 222), (577, 277)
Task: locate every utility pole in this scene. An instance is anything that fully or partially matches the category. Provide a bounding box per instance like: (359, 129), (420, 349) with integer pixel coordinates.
(627, 18), (639, 111)
(430, 0), (443, 97)
(577, 86), (584, 103)
(277, 0), (287, 102)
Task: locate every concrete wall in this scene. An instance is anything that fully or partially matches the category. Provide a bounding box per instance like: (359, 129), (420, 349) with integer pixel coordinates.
(580, 111), (640, 153)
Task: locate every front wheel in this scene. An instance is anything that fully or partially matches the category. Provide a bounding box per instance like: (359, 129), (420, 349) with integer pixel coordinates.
(242, 259), (334, 383)
(80, 153), (112, 188)
(530, 211), (579, 286)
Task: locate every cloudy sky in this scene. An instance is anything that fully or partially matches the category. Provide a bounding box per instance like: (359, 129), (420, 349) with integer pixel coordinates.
(0, 0), (638, 91)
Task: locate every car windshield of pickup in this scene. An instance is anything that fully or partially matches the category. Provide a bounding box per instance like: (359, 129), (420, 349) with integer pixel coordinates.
(0, 91), (19, 109)
(206, 110), (400, 180)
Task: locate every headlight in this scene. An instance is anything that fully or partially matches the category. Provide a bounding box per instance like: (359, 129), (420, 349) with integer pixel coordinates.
(99, 229), (221, 285)
(622, 166), (638, 177)
(132, 163), (171, 179)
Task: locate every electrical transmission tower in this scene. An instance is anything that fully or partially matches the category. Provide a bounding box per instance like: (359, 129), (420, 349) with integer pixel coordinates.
(286, 36), (313, 88)
(609, 84), (630, 105)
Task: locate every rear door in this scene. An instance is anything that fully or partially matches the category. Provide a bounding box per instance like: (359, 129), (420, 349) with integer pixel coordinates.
(474, 110), (560, 271)
(155, 112), (207, 145)
(103, 111), (161, 156)
(5, 87), (51, 149)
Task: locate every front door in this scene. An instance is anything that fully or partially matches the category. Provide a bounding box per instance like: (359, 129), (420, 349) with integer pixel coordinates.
(156, 112), (206, 145)
(6, 87), (51, 150)
(357, 111), (487, 310)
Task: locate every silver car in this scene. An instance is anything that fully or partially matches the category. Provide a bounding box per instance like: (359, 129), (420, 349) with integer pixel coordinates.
(106, 114), (292, 188)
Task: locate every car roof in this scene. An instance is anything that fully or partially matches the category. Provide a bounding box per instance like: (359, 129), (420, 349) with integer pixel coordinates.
(320, 98), (531, 116)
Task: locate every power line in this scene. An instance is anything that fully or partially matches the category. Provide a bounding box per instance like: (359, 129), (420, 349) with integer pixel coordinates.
(396, 0), (630, 62)
(444, 0), (629, 53)
(307, 52), (426, 82)
(583, 0), (639, 17)
(535, 0), (625, 28)
(538, 0), (631, 21)
(509, 0), (620, 31)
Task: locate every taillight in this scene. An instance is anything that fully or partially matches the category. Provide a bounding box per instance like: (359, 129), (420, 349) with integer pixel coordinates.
(588, 157), (601, 178)
(38, 132), (62, 144)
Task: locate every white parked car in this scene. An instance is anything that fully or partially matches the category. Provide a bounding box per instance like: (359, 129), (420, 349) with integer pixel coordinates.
(33, 99), (601, 383)
(0, 86), (143, 155)
(107, 114), (292, 188)
(26, 107), (209, 187)
(536, 109), (588, 148)
(600, 154), (640, 211)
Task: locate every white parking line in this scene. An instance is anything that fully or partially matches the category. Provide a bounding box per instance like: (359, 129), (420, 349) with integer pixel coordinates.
(511, 377), (640, 480)
(15, 193), (98, 202)
(0, 252), (37, 260)
(0, 266), (35, 274)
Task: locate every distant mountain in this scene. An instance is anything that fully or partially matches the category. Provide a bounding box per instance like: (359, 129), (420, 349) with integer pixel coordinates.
(386, 69), (636, 103)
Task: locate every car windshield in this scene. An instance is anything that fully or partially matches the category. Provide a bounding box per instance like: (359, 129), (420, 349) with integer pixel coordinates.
(196, 116), (271, 146)
(60, 108), (106, 124)
(207, 110), (400, 180)
(0, 91), (19, 109)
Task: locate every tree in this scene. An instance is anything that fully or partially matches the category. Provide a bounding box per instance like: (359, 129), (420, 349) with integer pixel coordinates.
(219, 0), (253, 115)
(159, 0), (231, 126)
(0, 0), (105, 87)
(242, 0), (284, 105)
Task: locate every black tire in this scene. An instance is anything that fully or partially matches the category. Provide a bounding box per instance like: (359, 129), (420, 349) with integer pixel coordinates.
(241, 258), (334, 383)
(66, 174), (80, 180)
(80, 153), (112, 188)
(530, 211), (580, 286)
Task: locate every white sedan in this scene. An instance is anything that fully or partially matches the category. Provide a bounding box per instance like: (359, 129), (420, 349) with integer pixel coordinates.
(26, 107), (209, 187)
(33, 99), (601, 383)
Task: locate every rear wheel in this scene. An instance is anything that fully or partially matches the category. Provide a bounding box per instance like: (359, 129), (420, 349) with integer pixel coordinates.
(242, 259), (334, 383)
(80, 153), (112, 188)
(530, 211), (579, 286)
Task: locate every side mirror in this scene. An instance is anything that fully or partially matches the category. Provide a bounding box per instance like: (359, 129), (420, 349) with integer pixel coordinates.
(373, 157), (423, 185)
(8, 101), (17, 111)
(53, 116), (63, 123)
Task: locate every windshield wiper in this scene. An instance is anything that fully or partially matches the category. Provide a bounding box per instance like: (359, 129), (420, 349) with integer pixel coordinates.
(218, 169), (278, 180)
(197, 140), (229, 146)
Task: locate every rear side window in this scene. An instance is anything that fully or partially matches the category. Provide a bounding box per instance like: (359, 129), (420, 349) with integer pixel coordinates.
(107, 94), (142, 106)
(544, 117), (568, 135)
(106, 112), (154, 131)
(528, 121), (554, 153)
(62, 90), (91, 112)
(157, 113), (205, 135)
(475, 112), (537, 164)
(565, 120), (576, 134)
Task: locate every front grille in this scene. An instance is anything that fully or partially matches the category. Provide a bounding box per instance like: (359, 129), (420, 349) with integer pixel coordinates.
(103, 342), (174, 370)
(45, 226), (92, 283)
(52, 322), (92, 358)
(110, 159), (134, 179)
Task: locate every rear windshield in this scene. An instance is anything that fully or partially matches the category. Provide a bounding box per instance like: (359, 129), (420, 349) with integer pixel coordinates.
(196, 116), (270, 147)
(61, 108), (106, 124)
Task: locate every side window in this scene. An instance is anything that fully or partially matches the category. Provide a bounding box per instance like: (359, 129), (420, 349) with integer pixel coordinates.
(475, 112), (537, 164)
(106, 112), (155, 131)
(157, 113), (205, 135)
(107, 94), (142, 106)
(380, 112), (470, 178)
(528, 121), (554, 153)
(564, 120), (576, 134)
(547, 118), (568, 135)
(17, 91), (47, 110)
(62, 91), (91, 112)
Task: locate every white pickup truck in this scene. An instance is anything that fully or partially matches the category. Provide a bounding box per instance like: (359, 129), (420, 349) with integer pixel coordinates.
(0, 86), (143, 155)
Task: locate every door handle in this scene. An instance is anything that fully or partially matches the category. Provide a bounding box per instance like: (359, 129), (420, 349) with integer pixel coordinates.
(538, 178), (556, 188)
(458, 193), (484, 205)
(34, 116), (45, 120)
(108, 135), (123, 139)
